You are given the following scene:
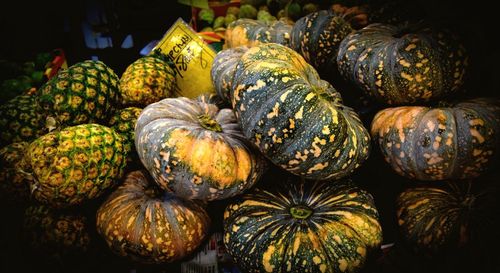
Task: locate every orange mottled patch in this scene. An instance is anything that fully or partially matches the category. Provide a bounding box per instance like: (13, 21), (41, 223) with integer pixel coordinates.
(168, 129), (251, 188)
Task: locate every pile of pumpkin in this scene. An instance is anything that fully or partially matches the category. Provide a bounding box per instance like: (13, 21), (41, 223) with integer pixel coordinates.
(1, 2), (500, 273)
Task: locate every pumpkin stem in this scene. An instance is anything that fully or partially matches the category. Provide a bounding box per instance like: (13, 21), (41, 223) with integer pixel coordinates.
(290, 205), (313, 219)
(198, 114), (222, 132)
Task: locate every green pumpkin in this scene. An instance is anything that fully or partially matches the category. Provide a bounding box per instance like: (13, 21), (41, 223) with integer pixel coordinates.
(224, 177), (383, 273)
(135, 97), (267, 201)
(26, 124), (128, 208)
(290, 10), (354, 74)
(96, 170), (210, 263)
(211, 46), (249, 104)
(337, 24), (468, 105)
(396, 180), (497, 254)
(229, 43), (370, 180)
(225, 18), (293, 48)
(371, 98), (500, 180)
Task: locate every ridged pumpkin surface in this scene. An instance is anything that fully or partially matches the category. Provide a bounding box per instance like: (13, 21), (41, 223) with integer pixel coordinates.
(337, 24), (468, 105)
(230, 43), (370, 180)
(211, 46), (249, 104)
(224, 178), (382, 273)
(96, 170), (210, 263)
(371, 98), (500, 180)
(135, 97), (266, 201)
(225, 18), (293, 48)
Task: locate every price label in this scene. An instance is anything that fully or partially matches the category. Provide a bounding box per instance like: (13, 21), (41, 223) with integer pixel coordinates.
(153, 18), (216, 98)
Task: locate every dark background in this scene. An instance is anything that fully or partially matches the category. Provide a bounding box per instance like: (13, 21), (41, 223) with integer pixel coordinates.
(1, 0), (499, 273)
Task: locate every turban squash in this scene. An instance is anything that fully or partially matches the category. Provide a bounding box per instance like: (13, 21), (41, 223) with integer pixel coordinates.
(337, 23), (468, 105)
(221, 43), (370, 180)
(96, 170), (210, 263)
(371, 98), (500, 180)
(135, 95), (266, 201)
(223, 177), (383, 273)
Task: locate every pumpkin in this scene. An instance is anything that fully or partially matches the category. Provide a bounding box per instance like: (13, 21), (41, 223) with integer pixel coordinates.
(396, 180), (498, 254)
(371, 98), (500, 180)
(224, 18), (293, 49)
(290, 9), (357, 74)
(223, 176), (383, 273)
(211, 46), (249, 104)
(96, 170), (210, 263)
(337, 23), (468, 105)
(228, 43), (370, 180)
(135, 96), (266, 201)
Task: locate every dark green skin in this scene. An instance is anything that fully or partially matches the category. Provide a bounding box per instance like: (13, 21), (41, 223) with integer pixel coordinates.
(211, 46), (249, 105)
(397, 183), (476, 253)
(291, 10), (353, 74)
(337, 23), (468, 105)
(224, 178), (383, 273)
(371, 98), (500, 180)
(231, 43), (370, 180)
(225, 19), (293, 48)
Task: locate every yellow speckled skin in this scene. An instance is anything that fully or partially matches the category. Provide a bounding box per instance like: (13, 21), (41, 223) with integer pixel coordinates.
(371, 98), (500, 180)
(26, 124), (128, 208)
(120, 55), (176, 107)
(0, 142), (30, 202)
(337, 24), (468, 105)
(108, 107), (143, 162)
(227, 43), (370, 180)
(225, 18), (293, 49)
(223, 178), (382, 273)
(135, 96), (266, 201)
(96, 170), (210, 264)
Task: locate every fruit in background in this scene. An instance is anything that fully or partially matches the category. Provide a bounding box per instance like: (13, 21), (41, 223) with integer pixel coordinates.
(135, 96), (267, 201)
(96, 170), (210, 263)
(224, 177), (383, 273)
(337, 24), (468, 105)
(241, 0), (265, 7)
(302, 3), (319, 14)
(0, 76), (33, 102)
(331, 4), (369, 29)
(26, 124), (129, 208)
(0, 95), (46, 147)
(108, 107), (142, 163)
(0, 142), (30, 203)
(226, 6), (240, 16)
(224, 13), (237, 27)
(225, 43), (371, 180)
(213, 16), (225, 29)
(257, 10), (276, 23)
(34, 52), (52, 70)
(285, 2), (301, 20)
(224, 18), (293, 48)
(198, 8), (215, 25)
(38, 60), (120, 129)
(119, 53), (176, 107)
(276, 9), (286, 19)
(201, 26), (213, 32)
(211, 46), (249, 104)
(24, 204), (91, 256)
(371, 98), (500, 180)
(239, 4), (258, 19)
(267, 0), (289, 15)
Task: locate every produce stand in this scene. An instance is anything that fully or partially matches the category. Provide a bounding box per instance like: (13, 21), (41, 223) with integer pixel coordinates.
(0, 1), (499, 273)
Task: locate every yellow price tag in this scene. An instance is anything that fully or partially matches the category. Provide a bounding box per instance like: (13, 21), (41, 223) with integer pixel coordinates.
(153, 18), (216, 98)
